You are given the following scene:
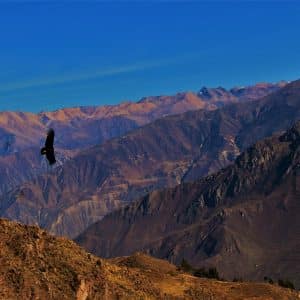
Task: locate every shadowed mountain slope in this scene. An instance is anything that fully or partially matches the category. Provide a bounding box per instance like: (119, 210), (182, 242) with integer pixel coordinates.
(77, 121), (300, 288)
(0, 218), (298, 300)
(0, 80), (298, 239)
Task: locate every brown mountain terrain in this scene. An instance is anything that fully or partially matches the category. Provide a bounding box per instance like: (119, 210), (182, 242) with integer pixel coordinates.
(0, 218), (298, 299)
(76, 121), (300, 288)
(0, 82), (283, 196)
(0, 80), (299, 239)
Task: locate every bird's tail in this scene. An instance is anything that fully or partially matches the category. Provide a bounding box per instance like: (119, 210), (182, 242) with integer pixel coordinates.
(41, 147), (47, 155)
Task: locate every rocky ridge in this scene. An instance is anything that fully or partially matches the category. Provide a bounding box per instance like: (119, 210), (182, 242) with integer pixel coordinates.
(76, 121), (300, 287)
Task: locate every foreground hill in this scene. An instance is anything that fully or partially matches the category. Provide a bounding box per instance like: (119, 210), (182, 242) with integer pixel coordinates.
(1, 80), (299, 239)
(0, 218), (298, 299)
(77, 121), (300, 288)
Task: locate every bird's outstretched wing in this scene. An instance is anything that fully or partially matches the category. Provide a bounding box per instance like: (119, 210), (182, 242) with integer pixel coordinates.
(41, 128), (56, 165)
(46, 149), (56, 165)
(45, 128), (55, 148)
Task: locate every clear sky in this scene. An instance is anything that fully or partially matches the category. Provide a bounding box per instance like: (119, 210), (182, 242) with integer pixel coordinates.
(0, 1), (300, 112)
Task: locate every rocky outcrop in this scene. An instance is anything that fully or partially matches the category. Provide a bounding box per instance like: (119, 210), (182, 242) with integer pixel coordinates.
(77, 121), (300, 288)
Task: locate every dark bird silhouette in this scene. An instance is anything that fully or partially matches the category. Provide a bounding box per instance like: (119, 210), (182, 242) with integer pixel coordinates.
(41, 128), (56, 165)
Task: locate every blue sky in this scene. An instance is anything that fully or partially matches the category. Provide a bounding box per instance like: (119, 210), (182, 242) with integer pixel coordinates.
(0, 1), (300, 112)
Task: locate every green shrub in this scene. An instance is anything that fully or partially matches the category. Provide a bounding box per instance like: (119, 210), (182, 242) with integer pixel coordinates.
(194, 267), (220, 280)
(278, 279), (295, 290)
(179, 259), (220, 280)
(263, 276), (274, 284)
(179, 258), (193, 272)
(207, 267), (220, 280)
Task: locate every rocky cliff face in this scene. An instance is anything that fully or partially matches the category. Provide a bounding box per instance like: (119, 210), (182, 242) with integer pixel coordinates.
(0, 218), (298, 299)
(0, 81), (293, 238)
(77, 121), (300, 288)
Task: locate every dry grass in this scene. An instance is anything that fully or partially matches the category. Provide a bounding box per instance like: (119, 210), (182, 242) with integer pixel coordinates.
(0, 219), (299, 299)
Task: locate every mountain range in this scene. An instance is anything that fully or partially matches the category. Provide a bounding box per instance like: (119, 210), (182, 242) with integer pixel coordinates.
(0, 82), (285, 196)
(3, 82), (285, 154)
(0, 80), (298, 239)
(1, 79), (300, 293)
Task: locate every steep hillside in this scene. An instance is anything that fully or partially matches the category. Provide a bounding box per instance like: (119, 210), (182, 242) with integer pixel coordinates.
(0, 80), (297, 239)
(0, 219), (298, 300)
(77, 121), (300, 288)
